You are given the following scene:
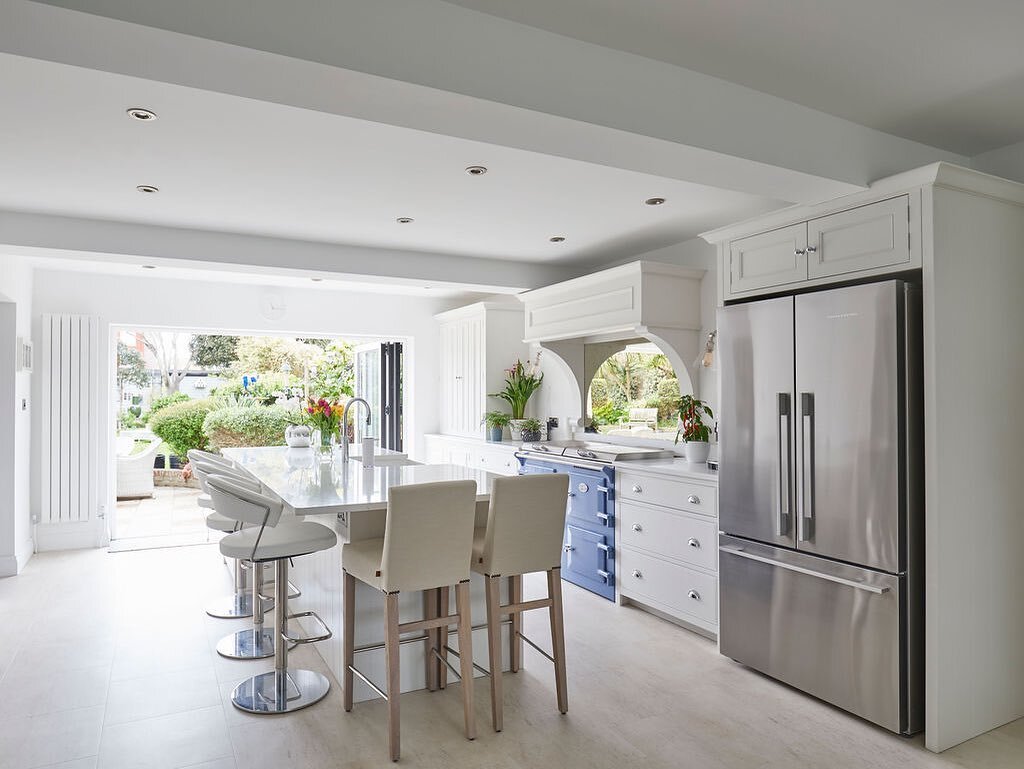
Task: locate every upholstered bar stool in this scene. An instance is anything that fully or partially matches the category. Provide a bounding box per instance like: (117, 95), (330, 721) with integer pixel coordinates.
(343, 480), (479, 762)
(466, 473), (570, 732)
(208, 474), (337, 713)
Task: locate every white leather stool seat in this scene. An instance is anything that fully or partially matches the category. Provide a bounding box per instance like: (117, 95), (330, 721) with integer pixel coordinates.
(206, 511), (238, 533)
(341, 538), (385, 590)
(199, 494), (214, 509)
(220, 520), (336, 562)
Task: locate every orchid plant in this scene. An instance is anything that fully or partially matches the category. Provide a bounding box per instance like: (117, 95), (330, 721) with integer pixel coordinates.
(490, 354), (544, 419)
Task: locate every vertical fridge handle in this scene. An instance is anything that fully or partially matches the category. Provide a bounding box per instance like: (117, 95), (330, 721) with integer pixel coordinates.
(798, 392), (815, 542)
(776, 393), (791, 536)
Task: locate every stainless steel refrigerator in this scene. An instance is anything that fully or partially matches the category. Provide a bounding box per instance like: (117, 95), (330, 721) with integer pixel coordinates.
(718, 279), (923, 735)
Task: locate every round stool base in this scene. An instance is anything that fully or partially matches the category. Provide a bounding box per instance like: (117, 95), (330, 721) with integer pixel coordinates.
(231, 669), (330, 714)
(216, 628), (278, 660)
(205, 592), (255, 619)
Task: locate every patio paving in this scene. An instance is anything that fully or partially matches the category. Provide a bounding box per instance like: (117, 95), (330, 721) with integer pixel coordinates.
(113, 486), (219, 552)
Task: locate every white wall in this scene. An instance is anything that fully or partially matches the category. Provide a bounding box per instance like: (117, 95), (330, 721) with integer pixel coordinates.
(0, 254), (34, 575)
(972, 139), (1024, 185)
(31, 268), (454, 543)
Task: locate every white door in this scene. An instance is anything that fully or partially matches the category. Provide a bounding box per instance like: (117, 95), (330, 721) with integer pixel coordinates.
(807, 196), (911, 279)
(727, 223), (808, 297)
(353, 342), (380, 442)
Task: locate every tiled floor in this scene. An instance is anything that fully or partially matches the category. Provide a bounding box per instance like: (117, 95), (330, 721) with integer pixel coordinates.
(0, 545), (1021, 768)
(113, 487), (210, 551)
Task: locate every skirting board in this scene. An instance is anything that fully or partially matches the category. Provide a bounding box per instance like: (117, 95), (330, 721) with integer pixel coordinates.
(0, 538), (35, 577)
(35, 522), (102, 552)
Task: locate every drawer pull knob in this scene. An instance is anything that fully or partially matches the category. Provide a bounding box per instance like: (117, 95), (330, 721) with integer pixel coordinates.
(563, 544), (575, 552)
(687, 494), (701, 505)
(687, 537), (700, 549)
(632, 484), (643, 494)
(632, 523), (642, 532)
(688, 590), (701, 601)
(632, 569), (643, 579)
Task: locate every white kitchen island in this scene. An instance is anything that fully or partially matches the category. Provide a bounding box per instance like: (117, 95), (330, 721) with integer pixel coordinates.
(221, 446), (511, 702)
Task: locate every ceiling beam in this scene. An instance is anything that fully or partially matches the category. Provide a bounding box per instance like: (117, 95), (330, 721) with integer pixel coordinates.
(0, 210), (576, 292)
(8, 1), (965, 206)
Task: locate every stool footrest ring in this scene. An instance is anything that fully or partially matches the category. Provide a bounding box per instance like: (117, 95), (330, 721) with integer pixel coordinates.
(281, 610), (332, 644)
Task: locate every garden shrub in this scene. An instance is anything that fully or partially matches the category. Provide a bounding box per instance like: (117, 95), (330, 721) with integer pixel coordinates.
(592, 401), (627, 426)
(656, 378), (680, 400)
(149, 398), (215, 457)
(146, 392), (191, 423)
(589, 377), (609, 407)
(203, 405), (294, 450)
(212, 374), (297, 406)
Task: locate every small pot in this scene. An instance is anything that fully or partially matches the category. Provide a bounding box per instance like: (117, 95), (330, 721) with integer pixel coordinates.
(521, 428), (542, 442)
(508, 419), (527, 441)
(684, 440), (710, 464)
(488, 426), (504, 442)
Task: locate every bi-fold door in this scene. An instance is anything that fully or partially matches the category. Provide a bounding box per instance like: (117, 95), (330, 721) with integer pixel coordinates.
(719, 281), (908, 574)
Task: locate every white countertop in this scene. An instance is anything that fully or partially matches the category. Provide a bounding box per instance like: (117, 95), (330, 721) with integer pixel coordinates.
(612, 457), (719, 484)
(222, 446), (498, 514)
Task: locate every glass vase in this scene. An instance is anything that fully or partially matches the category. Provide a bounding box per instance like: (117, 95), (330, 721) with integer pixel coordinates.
(315, 429), (335, 463)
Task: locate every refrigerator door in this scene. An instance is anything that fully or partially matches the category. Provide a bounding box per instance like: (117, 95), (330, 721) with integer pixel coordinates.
(719, 297), (796, 547)
(719, 535), (907, 733)
(794, 282), (903, 573)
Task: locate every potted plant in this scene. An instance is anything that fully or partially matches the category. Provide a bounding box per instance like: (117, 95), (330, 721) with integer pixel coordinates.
(481, 411), (511, 442)
(675, 394), (714, 464)
(520, 417), (543, 443)
(491, 354), (544, 440)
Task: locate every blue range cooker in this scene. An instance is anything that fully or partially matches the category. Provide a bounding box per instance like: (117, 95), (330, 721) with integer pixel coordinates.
(516, 442), (672, 601)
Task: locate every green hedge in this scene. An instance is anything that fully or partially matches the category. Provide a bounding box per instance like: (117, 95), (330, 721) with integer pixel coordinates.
(203, 405), (293, 450)
(145, 392), (191, 423)
(148, 399), (215, 457)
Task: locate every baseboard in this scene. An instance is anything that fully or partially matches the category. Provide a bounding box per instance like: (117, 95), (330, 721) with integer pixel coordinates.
(0, 555), (17, 577)
(35, 522), (101, 552)
(15, 536), (33, 572)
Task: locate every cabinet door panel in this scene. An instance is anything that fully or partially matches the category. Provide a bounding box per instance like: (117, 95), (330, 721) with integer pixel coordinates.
(807, 196), (910, 279)
(563, 525), (614, 600)
(728, 223), (807, 296)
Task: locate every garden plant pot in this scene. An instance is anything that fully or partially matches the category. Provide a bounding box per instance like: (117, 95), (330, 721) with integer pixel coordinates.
(684, 440), (710, 464)
(488, 426), (504, 442)
(521, 429), (542, 442)
(508, 419), (527, 441)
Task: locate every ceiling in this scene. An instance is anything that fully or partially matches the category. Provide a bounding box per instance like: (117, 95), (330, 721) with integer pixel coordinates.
(445, 0), (1024, 155)
(0, 53), (782, 267)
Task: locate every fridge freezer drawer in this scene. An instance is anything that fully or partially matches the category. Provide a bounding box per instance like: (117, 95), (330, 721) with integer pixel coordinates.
(719, 536), (907, 733)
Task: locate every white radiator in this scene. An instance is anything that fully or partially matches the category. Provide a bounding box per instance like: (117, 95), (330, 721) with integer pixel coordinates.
(40, 314), (100, 525)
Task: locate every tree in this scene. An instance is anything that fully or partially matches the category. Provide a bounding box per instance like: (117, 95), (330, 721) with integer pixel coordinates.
(597, 352), (644, 405)
(190, 334), (239, 370)
(117, 341), (149, 390)
(230, 336), (324, 377)
(143, 331), (194, 394)
(309, 340), (354, 400)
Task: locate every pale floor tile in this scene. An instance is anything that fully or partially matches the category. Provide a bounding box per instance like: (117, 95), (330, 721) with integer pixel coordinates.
(96, 705), (233, 769)
(1, 547), (1022, 768)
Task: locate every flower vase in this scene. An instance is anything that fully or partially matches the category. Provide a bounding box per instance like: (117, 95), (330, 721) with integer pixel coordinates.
(315, 429), (335, 463)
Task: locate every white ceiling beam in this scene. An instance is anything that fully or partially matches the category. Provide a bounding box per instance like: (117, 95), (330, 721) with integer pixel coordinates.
(7, 1), (965, 206)
(0, 210), (577, 292)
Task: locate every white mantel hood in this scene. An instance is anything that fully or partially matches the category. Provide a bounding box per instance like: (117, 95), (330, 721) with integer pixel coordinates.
(517, 261), (705, 413)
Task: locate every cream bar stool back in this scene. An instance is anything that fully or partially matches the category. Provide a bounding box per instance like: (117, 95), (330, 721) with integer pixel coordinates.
(342, 480), (479, 762)
(470, 472), (570, 732)
(209, 474), (337, 714)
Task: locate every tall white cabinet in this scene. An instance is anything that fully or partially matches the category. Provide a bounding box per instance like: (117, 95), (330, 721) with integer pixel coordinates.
(435, 302), (527, 438)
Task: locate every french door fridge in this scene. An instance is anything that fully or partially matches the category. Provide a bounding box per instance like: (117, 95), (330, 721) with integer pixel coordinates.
(717, 280), (923, 734)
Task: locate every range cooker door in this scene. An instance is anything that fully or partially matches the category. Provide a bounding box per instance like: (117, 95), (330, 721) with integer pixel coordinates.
(719, 535), (907, 733)
(719, 296), (796, 547)
(562, 524), (614, 601)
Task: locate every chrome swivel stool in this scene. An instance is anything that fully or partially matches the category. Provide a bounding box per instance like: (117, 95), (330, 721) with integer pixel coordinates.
(343, 480), (479, 762)
(208, 473), (337, 713)
(462, 473), (571, 732)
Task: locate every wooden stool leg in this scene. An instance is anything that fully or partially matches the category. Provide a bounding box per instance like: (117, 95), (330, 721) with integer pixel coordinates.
(485, 574), (504, 731)
(438, 586), (450, 689)
(509, 575), (522, 673)
(454, 581), (476, 741)
(385, 593), (401, 761)
(547, 567), (568, 714)
(343, 570), (355, 712)
(423, 589), (439, 692)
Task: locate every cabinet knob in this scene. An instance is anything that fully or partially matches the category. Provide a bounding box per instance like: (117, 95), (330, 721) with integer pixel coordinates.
(688, 590), (701, 601)
(563, 544), (575, 552)
(687, 494), (701, 505)
(632, 523), (642, 532)
(632, 569), (643, 579)
(687, 537), (700, 548)
(632, 484), (643, 494)
(807, 245), (818, 254)
(794, 248), (807, 256)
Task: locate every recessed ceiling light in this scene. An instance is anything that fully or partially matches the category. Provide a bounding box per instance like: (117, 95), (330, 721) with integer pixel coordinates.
(644, 197), (666, 206)
(396, 217), (414, 224)
(311, 277), (323, 282)
(126, 107), (157, 122)
(465, 165), (488, 176)
(141, 265), (157, 270)
(549, 236), (566, 243)
(423, 286), (433, 290)
(136, 184), (159, 194)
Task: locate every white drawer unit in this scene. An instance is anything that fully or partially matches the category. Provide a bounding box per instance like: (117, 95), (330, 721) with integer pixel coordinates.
(619, 500), (716, 572)
(619, 548), (718, 629)
(423, 434), (520, 476)
(617, 470), (717, 518)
